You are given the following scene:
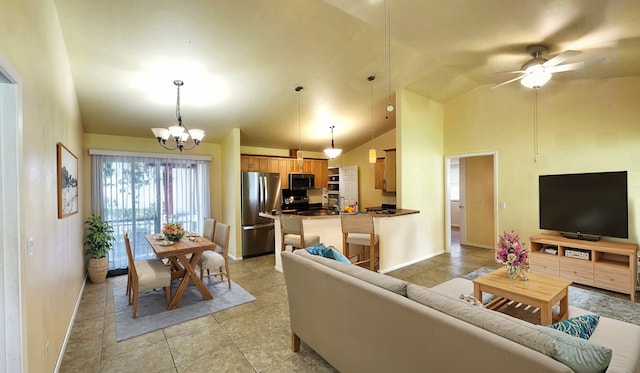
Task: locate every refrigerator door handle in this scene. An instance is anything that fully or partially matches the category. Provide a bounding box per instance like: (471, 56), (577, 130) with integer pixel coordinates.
(243, 223), (274, 230)
(258, 175), (264, 212)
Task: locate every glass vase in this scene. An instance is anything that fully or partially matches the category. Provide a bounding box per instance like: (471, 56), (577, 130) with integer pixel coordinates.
(506, 263), (519, 279)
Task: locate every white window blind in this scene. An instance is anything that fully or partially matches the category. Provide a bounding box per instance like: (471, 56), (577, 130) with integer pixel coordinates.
(91, 154), (210, 271)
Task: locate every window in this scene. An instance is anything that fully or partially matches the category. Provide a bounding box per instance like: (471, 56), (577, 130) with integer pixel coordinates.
(91, 153), (210, 272)
(450, 162), (460, 201)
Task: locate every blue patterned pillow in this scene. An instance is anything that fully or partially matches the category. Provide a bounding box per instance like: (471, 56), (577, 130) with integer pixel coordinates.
(547, 314), (599, 340)
(305, 243), (351, 265)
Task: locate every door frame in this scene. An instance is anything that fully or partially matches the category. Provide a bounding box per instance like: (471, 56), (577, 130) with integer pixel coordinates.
(0, 55), (24, 372)
(444, 151), (498, 253)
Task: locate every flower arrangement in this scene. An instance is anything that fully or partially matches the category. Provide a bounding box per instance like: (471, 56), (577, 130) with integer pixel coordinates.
(162, 222), (185, 242)
(496, 230), (528, 267)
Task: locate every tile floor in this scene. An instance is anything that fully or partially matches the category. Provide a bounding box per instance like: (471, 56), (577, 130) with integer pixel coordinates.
(60, 233), (499, 372)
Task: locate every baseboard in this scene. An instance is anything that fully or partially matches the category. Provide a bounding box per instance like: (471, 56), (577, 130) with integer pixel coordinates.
(379, 250), (445, 274)
(55, 274), (86, 373)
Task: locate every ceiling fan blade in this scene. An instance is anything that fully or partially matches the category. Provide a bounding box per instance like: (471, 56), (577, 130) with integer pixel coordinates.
(543, 50), (581, 67)
(547, 61), (585, 73)
(492, 74), (526, 89)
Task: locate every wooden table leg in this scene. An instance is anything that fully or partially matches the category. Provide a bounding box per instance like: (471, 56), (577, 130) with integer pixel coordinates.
(166, 252), (213, 310)
(473, 282), (482, 301)
(540, 301), (552, 326)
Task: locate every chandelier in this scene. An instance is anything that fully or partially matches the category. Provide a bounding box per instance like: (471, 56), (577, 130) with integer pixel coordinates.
(151, 80), (205, 152)
(324, 125), (342, 159)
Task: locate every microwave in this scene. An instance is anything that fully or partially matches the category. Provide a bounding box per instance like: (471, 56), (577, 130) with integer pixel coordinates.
(289, 173), (315, 190)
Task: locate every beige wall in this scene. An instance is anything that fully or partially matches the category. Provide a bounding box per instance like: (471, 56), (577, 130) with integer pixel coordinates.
(221, 129), (242, 258)
(335, 129), (396, 209)
(83, 134), (223, 221)
(0, 0), (84, 370)
(397, 89), (445, 259)
(444, 77), (640, 245)
(465, 155), (495, 248)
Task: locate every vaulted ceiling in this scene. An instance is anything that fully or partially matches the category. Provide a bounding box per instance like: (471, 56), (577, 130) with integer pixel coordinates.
(54, 0), (640, 153)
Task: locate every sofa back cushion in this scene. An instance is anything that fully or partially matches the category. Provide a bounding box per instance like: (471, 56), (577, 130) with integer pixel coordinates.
(294, 250), (408, 296)
(407, 284), (556, 356)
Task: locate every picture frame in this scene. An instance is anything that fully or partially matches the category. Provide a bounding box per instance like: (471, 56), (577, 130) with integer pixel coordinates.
(57, 142), (78, 218)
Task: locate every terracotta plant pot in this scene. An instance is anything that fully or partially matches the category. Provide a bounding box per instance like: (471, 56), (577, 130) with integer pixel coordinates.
(87, 256), (108, 283)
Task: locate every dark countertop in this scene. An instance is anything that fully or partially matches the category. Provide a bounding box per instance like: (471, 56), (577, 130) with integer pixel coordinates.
(260, 209), (419, 219)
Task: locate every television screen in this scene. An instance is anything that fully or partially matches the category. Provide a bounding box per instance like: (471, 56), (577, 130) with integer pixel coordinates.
(539, 171), (628, 239)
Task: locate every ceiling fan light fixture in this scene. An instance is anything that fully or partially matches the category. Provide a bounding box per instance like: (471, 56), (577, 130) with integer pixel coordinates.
(521, 65), (551, 89)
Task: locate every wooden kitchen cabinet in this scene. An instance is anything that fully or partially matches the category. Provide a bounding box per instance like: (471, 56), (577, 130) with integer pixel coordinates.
(241, 154), (328, 189)
(383, 149), (396, 192)
(240, 155), (268, 172)
(374, 157), (385, 189)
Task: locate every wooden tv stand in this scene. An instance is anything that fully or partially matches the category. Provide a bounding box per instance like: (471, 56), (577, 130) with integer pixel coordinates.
(529, 234), (638, 301)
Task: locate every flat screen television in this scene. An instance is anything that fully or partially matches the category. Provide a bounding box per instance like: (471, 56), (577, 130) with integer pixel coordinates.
(539, 171), (628, 240)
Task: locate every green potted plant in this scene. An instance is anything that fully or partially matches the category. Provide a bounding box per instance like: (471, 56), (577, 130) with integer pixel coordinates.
(84, 214), (115, 283)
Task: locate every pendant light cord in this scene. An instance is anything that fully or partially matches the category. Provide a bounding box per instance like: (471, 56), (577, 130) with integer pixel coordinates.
(534, 89), (539, 163)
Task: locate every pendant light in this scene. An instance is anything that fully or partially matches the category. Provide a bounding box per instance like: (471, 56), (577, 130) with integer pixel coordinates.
(384, 0), (394, 115)
(368, 75), (377, 163)
(324, 125), (342, 159)
(151, 80), (205, 152)
(295, 86), (304, 166)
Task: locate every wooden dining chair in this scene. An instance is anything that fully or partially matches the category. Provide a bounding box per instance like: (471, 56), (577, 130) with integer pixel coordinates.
(198, 222), (232, 288)
(202, 218), (216, 242)
(280, 215), (320, 252)
(124, 233), (172, 318)
(341, 214), (379, 271)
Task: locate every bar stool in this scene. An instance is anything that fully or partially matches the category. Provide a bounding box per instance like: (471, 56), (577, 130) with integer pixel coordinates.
(280, 215), (320, 252)
(341, 214), (379, 271)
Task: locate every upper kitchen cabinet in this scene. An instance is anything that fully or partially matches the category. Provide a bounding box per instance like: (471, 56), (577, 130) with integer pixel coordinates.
(241, 155), (268, 172)
(374, 149), (396, 192)
(313, 159), (328, 188)
(241, 155), (328, 189)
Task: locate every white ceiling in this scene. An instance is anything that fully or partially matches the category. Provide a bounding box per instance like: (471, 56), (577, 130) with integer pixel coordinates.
(54, 0), (640, 153)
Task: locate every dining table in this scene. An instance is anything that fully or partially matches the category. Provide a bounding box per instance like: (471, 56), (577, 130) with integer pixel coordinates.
(145, 234), (215, 310)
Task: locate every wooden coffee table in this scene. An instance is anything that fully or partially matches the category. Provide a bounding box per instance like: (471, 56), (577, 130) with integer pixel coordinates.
(473, 267), (572, 325)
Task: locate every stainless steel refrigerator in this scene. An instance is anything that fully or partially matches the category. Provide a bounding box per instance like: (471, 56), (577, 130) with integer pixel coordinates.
(241, 172), (281, 257)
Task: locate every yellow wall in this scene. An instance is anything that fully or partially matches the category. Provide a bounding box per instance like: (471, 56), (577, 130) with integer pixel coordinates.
(82, 133), (223, 221)
(465, 155), (495, 247)
(0, 0), (84, 370)
(335, 129), (396, 209)
(444, 77), (640, 244)
(222, 129), (242, 258)
(397, 89), (445, 258)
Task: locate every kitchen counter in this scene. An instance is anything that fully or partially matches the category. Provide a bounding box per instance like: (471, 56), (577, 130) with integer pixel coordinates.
(262, 209), (423, 273)
(260, 209), (419, 219)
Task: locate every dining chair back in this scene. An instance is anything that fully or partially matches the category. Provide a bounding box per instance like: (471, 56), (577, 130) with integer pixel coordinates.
(280, 215), (320, 252)
(124, 233), (172, 318)
(199, 222), (232, 288)
(341, 214), (379, 271)
(202, 218), (216, 242)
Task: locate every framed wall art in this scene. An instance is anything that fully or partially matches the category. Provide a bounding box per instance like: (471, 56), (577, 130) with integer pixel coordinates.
(57, 142), (78, 218)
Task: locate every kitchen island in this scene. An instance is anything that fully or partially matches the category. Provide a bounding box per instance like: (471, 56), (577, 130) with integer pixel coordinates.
(261, 209), (422, 273)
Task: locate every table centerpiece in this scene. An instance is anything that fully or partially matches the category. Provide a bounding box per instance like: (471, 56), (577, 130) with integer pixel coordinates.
(496, 230), (529, 280)
(163, 222), (185, 242)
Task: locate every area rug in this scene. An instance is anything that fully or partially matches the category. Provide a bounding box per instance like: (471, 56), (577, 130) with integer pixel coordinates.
(463, 267), (640, 326)
(113, 278), (256, 341)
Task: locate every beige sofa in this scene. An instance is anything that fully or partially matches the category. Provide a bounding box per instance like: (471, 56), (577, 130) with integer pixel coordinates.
(281, 250), (640, 373)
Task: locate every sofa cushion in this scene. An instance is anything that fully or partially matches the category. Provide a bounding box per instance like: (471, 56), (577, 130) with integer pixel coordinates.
(406, 284), (556, 356)
(294, 250), (409, 296)
(305, 243), (351, 264)
(535, 326), (612, 373)
(547, 314), (599, 340)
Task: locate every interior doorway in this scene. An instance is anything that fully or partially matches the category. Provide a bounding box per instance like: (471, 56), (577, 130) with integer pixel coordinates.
(445, 152), (497, 253)
(0, 56), (23, 371)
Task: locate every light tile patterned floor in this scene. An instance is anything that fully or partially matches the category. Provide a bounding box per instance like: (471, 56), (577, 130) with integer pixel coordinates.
(60, 233), (499, 372)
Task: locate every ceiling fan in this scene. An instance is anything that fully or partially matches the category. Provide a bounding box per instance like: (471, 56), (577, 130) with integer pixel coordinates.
(494, 45), (584, 89)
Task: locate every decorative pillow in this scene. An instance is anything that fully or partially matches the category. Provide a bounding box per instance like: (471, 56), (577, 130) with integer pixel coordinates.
(305, 243), (351, 265)
(535, 325), (612, 373)
(547, 314), (599, 340)
(459, 294), (484, 307)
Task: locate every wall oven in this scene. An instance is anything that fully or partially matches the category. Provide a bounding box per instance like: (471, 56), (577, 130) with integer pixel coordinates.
(289, 173), (315, 190)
